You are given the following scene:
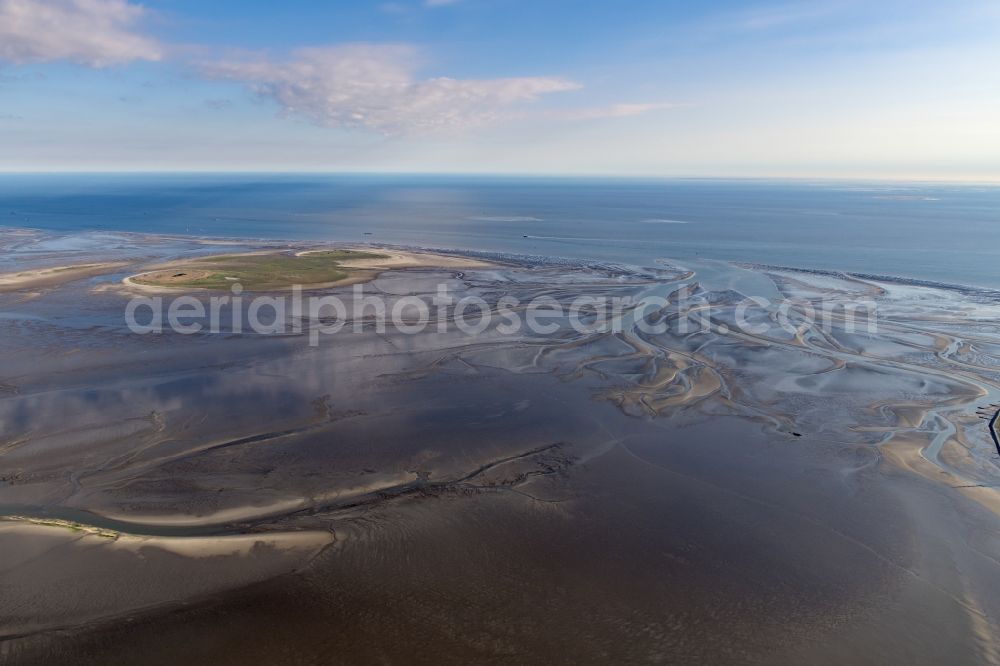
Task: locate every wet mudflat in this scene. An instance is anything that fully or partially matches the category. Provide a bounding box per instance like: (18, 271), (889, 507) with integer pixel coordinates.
(2, 231), (1000, 663)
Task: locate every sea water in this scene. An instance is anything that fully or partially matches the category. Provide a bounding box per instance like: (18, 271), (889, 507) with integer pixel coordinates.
(1, 174), (998, 289)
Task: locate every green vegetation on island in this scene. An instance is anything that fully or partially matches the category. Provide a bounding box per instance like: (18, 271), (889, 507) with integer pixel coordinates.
(131, 249), (388, 291)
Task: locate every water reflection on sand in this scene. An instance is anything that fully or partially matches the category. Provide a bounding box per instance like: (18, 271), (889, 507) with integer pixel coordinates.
(2, 231), (1000, 663)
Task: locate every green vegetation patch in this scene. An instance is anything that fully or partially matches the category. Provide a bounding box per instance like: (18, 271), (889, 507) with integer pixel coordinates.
(133, 250), (387, 290)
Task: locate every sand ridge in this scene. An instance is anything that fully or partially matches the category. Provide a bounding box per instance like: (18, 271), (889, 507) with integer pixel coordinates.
(0, 262), (130, 293)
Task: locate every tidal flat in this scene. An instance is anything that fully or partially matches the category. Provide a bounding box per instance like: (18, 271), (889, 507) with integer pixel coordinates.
(3, 229), (1000, 663)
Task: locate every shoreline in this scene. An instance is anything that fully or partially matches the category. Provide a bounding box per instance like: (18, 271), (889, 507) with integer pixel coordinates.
(4, 225), (999, 295)
(736, 261), (1000, 300)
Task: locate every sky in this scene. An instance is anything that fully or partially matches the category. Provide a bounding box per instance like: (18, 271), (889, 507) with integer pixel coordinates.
(0, 0), (998, 179)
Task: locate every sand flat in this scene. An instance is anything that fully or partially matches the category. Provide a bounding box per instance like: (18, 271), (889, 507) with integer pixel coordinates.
(0, 520), (332, 639)
(297, 246), (495, 269)
(6, 233), (1000, 662)
(0, 262), (129, 292)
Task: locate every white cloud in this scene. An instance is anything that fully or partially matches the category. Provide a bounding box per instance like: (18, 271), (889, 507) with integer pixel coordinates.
(0, 0), (161, 66)
(204, 45), (581, 135)
(736, 2), (837, 31)
(425, 0), (462, 6)
(566, 102), (682, 120)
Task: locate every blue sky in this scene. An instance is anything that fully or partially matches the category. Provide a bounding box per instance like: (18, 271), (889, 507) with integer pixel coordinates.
(1, 0), (998, 179)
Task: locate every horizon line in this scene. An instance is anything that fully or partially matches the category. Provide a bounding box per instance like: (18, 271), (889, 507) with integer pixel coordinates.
(0, 170), (999, 186)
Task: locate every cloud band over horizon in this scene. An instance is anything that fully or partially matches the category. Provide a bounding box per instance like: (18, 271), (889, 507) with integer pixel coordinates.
(203, 45), (582, 135)
(0, 0), (671, 136)
(0, 0), (997, 178)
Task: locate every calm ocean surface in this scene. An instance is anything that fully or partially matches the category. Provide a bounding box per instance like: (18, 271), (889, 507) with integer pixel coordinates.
(1, 174), (998, 288)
